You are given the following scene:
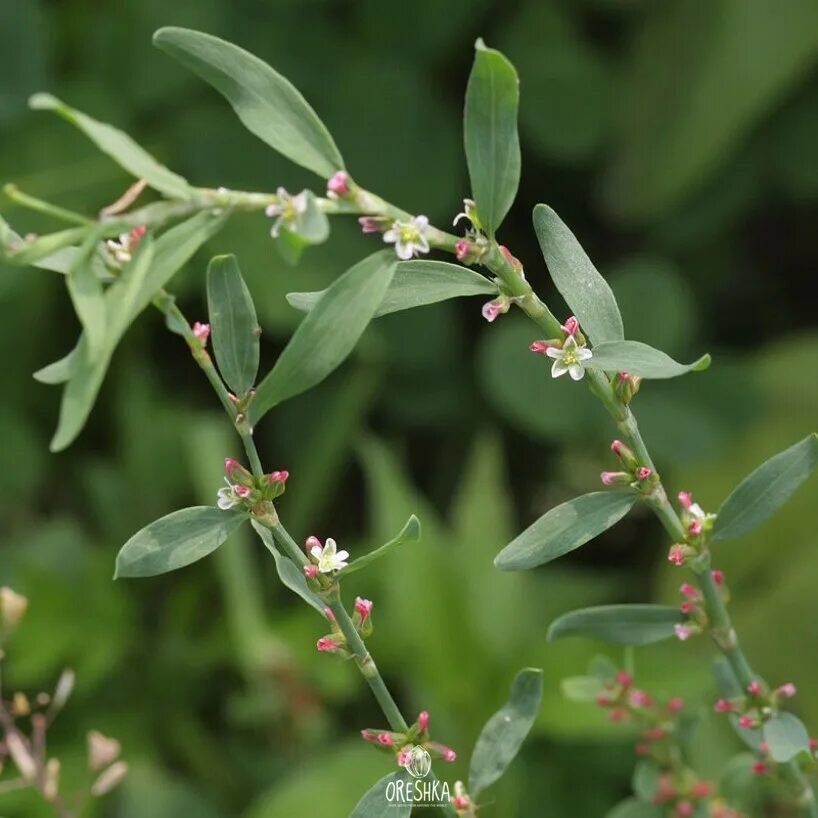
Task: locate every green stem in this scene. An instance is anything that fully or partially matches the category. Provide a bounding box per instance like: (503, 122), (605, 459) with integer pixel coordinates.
(3, 184), (94, 226)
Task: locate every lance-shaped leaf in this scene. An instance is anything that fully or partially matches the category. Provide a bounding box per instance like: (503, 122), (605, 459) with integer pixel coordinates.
(337, 515), (421, 578)
(464, 39), (521, 236)
(763, 713), (811, 763)
(65, 228), (107, 361)
(206, 254), (260, 395)
(287, 260), (497, 318)
(548, 604), (685, 645)
(350, 771), (411, 818)
(1, 222), (91, 267)
(468, 668), (543, 799)
(588, 340), (711, 379)
(115, 506), (248, 578)
(250, 251), (396, 424)
(154, 27), (344, 178)
(533, 204), (624, 345)
(495, 491), (637, 571)
(49, 212), (225, 451)
(713, 434), (818, 542)
(251, 522), (324, 614)
(29, 93), (193, 199)
(33, 347), (79, 385)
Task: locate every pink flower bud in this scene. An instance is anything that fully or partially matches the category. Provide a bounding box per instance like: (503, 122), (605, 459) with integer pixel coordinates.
(738, 716), (754, 729)
(635, 467), (652, 480)
(377, 732), (393, 747)
(674, 624), (692, 641)
(752, 761), (767, 776)
(327, 171), (349, 197)
(130, 225), (147, 242)
(498, 245), (514, 264)
(668, 545), (687, 566)
(616, 670), (632, 687)
(679, 583), (697, 598)
(776, 683), (797, 698)
(305, 535), (321, 553)
(316, 637), (338, 653)
(192, 321), (210, 342)
(595, 694), (609, 708)
(611, 440), (625, 455)
(691, 780), (712, 799)
(269, 470), (289, 484)
(667, 697), (684, 713)
(396, 748), (412, 767)
(711, 569), (725, 586)
(644, 727), (665, 741)
(354, 597), (373, 623)
(676, 800), (694, 818)
(455, 240), (470, 261)
(417, 711), (430, 733)
(678, 491), (693, 509)
(442, 748), (456, 762)
(714, 699), (733, 713)
(234, 485), (251, 499)
(481, 300), (501, 322)
(324, 606), (336, 622)
(759, 741), (769, 754)
(628, 689), (652, 708)
(635, 743), (650, 756)
(679, 601), (694, 615)
(224, 458), (241, 477)
(810, 737), (817, 752)
(600, 471), (630, 486)
(358, 216), (382, 234)
(452, 795), (471, 810)
(529, 340), (550, 355)
(227, 392), (238, 405)
(747, 681), (762, 696)
(688, 519), (702, 536)
(361, 729), (377, 743)
(608, 708), (628, 723)
(561, 316), (579, 336)
(303, 565), (318, 580)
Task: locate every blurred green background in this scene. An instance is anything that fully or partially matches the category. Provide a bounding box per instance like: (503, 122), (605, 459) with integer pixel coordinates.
(2, 0), (818, 815)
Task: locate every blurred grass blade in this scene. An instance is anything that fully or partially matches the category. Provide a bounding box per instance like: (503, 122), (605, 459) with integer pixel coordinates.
(350, 771), (411, 818)
(763, 713), (811, 763)
(287, 260), (497, 318)
(464, 39), (520, 236)
(713, 434), (818, 542)
(588, 340), (711, 379)
(66, 229), (107, 361)
(547, 604), (685, 646)
(29, 93), (193, 200)
(115, 506), (248, 578)
(154, 27), (344, 178)
(533, 204), (624, 345)
(495, 491), (637, 571)
(250, 250), (396, 424)
(337, 515), (421, 577)
(468, 668), (543, 799)
(49, 213), (224, 451)
(206, 254), (260, 395)
(250, 522), (324, 614)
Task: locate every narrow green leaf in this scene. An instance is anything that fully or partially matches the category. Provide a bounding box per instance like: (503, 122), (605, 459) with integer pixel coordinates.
(588, 340), (711, 379)
(49, 213), (224, 451)
(1, 224), (91, 266)
(250, 251), (396, 424)
(606, 798), (663, 818)
(464, 39), (521, 236)
(66, 229), (107, 360)
(337, 515), (421, 578)
(713, 434), (818, 542)
(33, 346), (79, 384)
(495, 491), (637, 571)
(29, 93), (192, 199)
(468, 668), (543, 799)
(287, 260), (497, 318)
(548, 604), (685, 646)
(154, 28), (344, 178)
(206, 254), (260, 395)
(763, 713), (811, 763)
(532, 204), (624, 344)
(115, 506), (248, 578)
(250, 522), (324, 614)
(560, 675), (605, 703)
(350, 771), (411, 818)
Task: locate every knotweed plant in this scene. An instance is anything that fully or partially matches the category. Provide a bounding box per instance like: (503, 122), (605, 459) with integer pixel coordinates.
(2, 26), (817, 818)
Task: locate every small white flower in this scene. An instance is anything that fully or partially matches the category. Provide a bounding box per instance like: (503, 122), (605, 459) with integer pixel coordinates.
(105, 226), (146, 264)
(545, 335), (593, 381)
(217, 480), (240, 510)
(383, 215), (430, 260)
(309, 537), (349, 573)
(265, 187), (308, 238)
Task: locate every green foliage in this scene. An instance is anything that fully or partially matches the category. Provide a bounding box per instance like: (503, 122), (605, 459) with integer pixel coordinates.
(206, 254), (260, 396)
(349, 771), (411, 818)
(605, 798), (663, 818)
(154, 27), (344, 178)
(547, 605), (685, 646)
(468, 668), (543, 799)
(495, 492), (637, 571)
(762, 713), (811, 763)
(588, 341), (711, 379)
(250, 251), (396, 423)
(464, 40), (521, 236)
(65, 228), (107, 359)
(713, 434), (818, 542)
(338, 515), (421, 577)
(115, 506), (248, 578)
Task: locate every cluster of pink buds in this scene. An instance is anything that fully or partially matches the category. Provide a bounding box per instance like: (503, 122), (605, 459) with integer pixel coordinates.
(451, 781), (474, 815)
(314, 596), (373, 655)
(678, 491), (716, 541)
(326, 170), (352, 199)
(191, 322), (210, 345)
(653, 775), (719, 817)
(314, 606), (349, 657)
(599, 440), (656, 492)
(595, 669), (683, 737)
(713, 679), (799, 732)
(613, 371), (642, 405)
(672, 582), (708, 642)
(105, 225), (146, 265)
(529, 315), (593, 381)
(361, 710), (456, 768)
(216, 458), (289, 511)
(357, 215), (392, 235)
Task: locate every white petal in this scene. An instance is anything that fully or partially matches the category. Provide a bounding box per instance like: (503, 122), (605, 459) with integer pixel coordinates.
(577, 348), (593, 361)
(323, 538), (337, 556)
(415, 236), (430, 254)
(568, 364), (585, 381)
(335, 550), (350, 563)
(310, 545), (323, 560)
(562, 336), (578, 352)
(395, 242), (414, 260)
(545, 347), (563, 360)
(265, 204), (281, 217)
(551, 360), (568, 378)
(413, 215), (429, 231)
(383, 229), (397, 243)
